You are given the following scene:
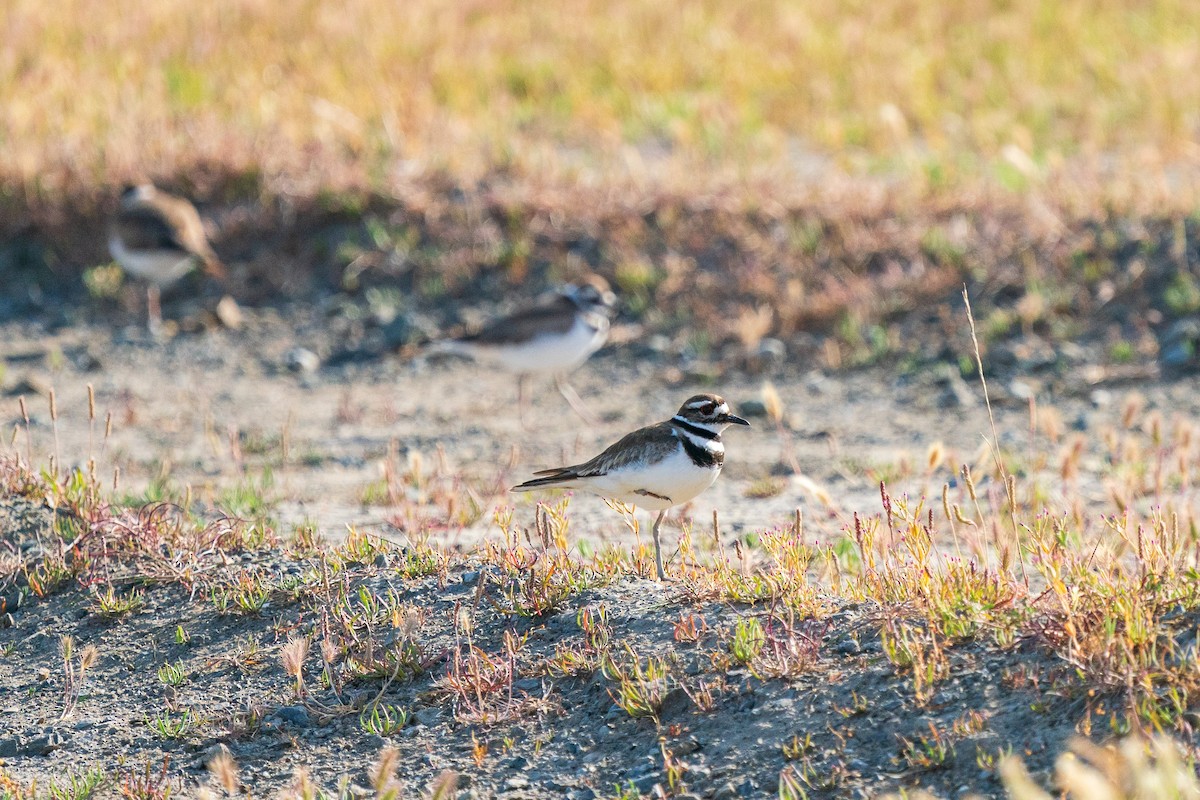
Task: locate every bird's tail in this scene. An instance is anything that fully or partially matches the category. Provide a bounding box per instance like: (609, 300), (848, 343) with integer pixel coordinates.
(510, 468), (581, 492)
(200, 252), (228, 282)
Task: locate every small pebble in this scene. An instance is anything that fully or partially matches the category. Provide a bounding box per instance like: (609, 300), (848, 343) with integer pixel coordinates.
(836, 638), (862, 656)
(712, 784), (740, 800)
(632, 773), (658, 794)
(203, 743), (234, 767)
(215, 295), (243, 330)
(1008, 380), (1035, 401)
(513, 678), (541, 693)
(285, 347), (320, 374)
(756, 337), (786, 366)
(414, 707), (443, 727)
(1162, 342), (1194, 367)
(272, 706), (310, 727)
(23, 732), (64, 756)
(738, 399), (767, 418)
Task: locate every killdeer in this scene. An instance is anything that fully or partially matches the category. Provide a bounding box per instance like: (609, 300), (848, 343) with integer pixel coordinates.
(431, 275), (617, 424)
(512, 393), (749, 580)
(108, 184), (225, 331)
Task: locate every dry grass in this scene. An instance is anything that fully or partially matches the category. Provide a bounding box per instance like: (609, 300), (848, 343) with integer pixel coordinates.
(3, 301), (1200, 796)
(5, 357), (1200, 796)
(3, 0), (1200, 201)
(1001, 736), (1200, 800)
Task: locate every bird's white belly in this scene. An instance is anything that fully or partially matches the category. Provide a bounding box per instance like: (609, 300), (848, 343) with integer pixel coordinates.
(481, 317), (606, 374)
(109, 236), (196, 287)
(583, 450), (721, 511)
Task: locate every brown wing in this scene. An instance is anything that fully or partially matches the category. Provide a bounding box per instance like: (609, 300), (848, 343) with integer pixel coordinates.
(524, 423), (678, 483)
(458, 294), (578, 346)
(513, 423), (680, 491)
(158, 195), (223, 277)
(113, 205), (192, 254)
(116, 194), (223, 277)
(578, 422), (679, 474)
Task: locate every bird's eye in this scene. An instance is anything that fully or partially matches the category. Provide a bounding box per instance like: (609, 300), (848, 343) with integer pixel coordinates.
(702, 403), (716, 415)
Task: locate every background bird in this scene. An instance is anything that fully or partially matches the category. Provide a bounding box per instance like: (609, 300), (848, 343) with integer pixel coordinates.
(512, 392), (749, 579)
(108, 183), (225, 332)
(429, 275), (617, 424)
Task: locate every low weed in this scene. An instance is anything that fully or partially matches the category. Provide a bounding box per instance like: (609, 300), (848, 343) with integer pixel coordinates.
(91, 586), (144, 617)
(47, 766), (107, 800)
(359, 704), (410, 736)
(156, 661), (188, 688)
(147, 710), (196, 740)
(602, 645), (672, 721)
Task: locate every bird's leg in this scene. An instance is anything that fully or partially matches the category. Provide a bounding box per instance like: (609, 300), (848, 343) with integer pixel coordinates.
(651, 510), (668, 581)
(146, 285), (164, 336)
(555, 374), (599, 426)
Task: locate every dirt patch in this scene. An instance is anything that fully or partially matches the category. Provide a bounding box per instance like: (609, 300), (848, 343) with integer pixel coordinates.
(1, 304), (1198, 798)
(1, 494), (1083, 799)
(0, 306), (1144, 554)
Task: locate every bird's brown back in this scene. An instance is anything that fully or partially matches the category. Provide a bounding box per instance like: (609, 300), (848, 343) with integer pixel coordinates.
(533, 421), (681, 480)
(458, 294), (580, 346)
(114, 192), (224, 278)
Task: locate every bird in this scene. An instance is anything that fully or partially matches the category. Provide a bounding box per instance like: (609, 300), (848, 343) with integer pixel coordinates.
(512, 393), (749, 580)
(108, 183), (225, 332)
(429, 275), (617, 424)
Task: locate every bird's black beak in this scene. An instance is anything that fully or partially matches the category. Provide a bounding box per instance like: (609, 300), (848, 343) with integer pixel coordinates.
(721, 413), (751, 427)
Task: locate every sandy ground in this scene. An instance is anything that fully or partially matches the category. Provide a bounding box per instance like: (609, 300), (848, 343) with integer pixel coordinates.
(1, 306), (1181, 555)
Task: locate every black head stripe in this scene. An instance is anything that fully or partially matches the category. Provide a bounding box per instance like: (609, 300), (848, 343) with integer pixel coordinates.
(671, 416), (720, 440)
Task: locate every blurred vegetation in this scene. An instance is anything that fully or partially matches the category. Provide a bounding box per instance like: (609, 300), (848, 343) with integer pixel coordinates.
(3, 0), (1199, 367)
(2, 0), (1199, 199)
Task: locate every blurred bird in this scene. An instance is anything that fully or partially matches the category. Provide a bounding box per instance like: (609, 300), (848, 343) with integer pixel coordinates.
(108, 184), (225, 332)
(429, 275), (617, 424)
(512, 393), (749, 579)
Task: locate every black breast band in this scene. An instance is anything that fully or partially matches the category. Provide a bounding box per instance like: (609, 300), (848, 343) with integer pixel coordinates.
(678, 433), (723, 468)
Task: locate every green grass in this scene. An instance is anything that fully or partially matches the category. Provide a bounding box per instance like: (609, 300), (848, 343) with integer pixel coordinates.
(217, 469), (276, 520)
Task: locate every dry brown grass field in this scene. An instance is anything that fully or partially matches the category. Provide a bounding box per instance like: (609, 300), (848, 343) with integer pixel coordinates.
(3, 1), (1200, 798)
(4, 0), (1200, 201)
